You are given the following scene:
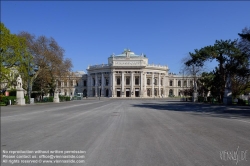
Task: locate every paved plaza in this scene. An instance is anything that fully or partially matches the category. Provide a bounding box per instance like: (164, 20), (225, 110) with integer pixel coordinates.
(1, 100), (250, 166)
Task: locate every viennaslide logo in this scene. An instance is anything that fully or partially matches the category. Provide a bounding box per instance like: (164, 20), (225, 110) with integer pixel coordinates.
(220, 146), (248, 165)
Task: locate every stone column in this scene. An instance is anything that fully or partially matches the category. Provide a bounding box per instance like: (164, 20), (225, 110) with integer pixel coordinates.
(131, 71), (134, 97)
(152, 73), (154, 97)
(95, 73), (97, 97)
(101, 73), (104, 97)
(112, 71), (115, 97)
(140, 71), (143, 97)
(121, 71), (124, 97)
(158, 73), (161, 97)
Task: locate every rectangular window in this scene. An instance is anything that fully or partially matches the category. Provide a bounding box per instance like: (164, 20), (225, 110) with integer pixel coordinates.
(106, 79), (109, 86)
(126, 77), (130, 85)
(117, 78), (120, 85)
(135, 77), (139, 85)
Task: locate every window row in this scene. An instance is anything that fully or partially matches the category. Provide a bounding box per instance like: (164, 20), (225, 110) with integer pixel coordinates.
(169, 80), (193, 87)
(146, 78), (163, 86)
(92, 78), (109, 86)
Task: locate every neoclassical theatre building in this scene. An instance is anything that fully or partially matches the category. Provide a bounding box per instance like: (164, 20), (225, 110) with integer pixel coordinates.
(72, 49), (195, 98)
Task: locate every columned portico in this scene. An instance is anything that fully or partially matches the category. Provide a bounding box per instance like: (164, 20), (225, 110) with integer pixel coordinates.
(85, 49), (195, 98)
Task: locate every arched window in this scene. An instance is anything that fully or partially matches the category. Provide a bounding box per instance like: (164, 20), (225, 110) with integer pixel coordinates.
(147, 79), (150, 85)
(170, 80), (173, 86)
(190, 80), (193, 87)
(117, 78), (120, 85)
(178, 80), (181, 87)
(161, 79), (163, 86)
(93, 78), (95, 86)
(84, 80), (87, 86)
(147, 89), (151, 96)
(169, 89), (173, 96)
(154, 88), (157, 96)
(184, 80), (187, 87)
(154, 78), (157, 85)
(58, 81), (61, 87)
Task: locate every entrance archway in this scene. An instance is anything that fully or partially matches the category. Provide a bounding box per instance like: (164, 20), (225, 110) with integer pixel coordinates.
(117, 89), (121, 97)
(135, 89), (139, 97)
(126, 88), (130, 97)
(106, 89), (109, 97)
(83, 89), (87, 97)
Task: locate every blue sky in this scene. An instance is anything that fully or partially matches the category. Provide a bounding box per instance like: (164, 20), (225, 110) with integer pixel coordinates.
(2, 1), (250, 74)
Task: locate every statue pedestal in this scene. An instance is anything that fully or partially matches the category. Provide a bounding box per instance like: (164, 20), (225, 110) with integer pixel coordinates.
(192, 92), (198, 102)
(223, 89), (232, 105)
(16, 88), (26, 105)
(53, 92), (60, 103)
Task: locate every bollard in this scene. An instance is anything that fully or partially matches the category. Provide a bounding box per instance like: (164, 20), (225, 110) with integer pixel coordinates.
(9, 100), (11, 105)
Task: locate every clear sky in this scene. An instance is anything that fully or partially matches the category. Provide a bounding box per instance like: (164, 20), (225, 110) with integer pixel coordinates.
(2, 1), (250, 74)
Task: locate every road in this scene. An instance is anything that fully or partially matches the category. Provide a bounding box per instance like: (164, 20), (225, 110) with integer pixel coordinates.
(1, 99), (250, 166)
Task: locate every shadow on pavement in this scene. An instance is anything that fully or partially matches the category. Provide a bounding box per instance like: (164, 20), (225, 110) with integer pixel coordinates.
(132, 101), (250, 119)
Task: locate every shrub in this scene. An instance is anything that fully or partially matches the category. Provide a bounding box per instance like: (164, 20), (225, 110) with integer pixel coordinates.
(42, 96), (53, 102)
(0, 96), (16, 105)
(59, 95), (71, 102)
(25, 96), (29, 104)
(198, 96), (204, 102)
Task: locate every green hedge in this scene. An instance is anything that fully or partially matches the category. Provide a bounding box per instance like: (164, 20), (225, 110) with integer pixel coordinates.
(59, 95), (71, 102)
(237, 98), (249, 105)
(0, 96), (16, 106)
(43, 96), (54, 102)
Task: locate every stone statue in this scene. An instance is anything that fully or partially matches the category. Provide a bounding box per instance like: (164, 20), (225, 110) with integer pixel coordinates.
(16, 75), (23, 89)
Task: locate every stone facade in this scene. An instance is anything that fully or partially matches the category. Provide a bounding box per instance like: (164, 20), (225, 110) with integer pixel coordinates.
(73, 49), (196, 98)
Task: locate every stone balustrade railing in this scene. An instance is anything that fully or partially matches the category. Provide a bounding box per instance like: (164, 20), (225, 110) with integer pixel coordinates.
(88, 64), (110, 69)
(147, 64), (168, 69)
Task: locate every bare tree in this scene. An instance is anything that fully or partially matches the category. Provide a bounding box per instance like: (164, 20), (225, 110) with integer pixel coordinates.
(18, 32), (73, 97)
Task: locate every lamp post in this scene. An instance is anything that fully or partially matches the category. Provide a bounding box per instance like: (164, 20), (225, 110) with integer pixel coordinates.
(99, 84), (101, 100)
(27, 58), (38, 104)
(153, 78), (155, 100)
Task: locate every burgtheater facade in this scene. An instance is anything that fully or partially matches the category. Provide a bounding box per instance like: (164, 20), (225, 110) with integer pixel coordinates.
(76, 49), (195, 98)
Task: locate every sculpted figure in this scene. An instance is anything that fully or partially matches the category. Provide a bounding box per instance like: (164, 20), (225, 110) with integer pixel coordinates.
(16, 75), (23, 89)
